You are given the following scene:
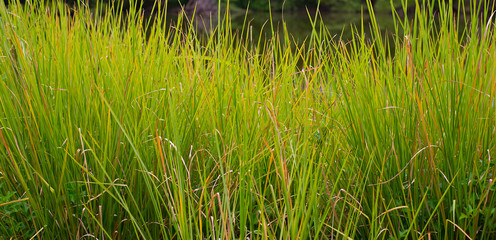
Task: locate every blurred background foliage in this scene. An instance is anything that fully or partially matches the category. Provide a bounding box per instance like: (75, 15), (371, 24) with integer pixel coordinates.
(30, 0), (410, 12)
(5, 0), (483, 13)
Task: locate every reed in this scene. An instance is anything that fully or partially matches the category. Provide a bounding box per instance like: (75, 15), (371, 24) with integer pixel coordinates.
(0, 0), (495, 239)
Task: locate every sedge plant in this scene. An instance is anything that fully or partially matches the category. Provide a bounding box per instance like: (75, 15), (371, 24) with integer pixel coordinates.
(0, 0), (495, 239)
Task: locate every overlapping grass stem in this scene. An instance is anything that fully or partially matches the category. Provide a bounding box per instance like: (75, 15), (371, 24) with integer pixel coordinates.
(0, 0), (495, 239)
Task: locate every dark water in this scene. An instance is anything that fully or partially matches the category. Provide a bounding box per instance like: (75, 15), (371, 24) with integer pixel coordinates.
(163, 10), (402, 43)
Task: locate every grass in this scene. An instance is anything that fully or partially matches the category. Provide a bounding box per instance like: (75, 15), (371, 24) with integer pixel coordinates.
(0, 0), (495, 239)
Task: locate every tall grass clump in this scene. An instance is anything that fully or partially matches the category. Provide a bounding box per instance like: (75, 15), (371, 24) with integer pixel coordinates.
(0, 0), (495, 239)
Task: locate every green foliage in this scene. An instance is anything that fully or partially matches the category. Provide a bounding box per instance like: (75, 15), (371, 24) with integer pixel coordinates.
(1, 0), (496, 239)
(0, 183), (36, 239)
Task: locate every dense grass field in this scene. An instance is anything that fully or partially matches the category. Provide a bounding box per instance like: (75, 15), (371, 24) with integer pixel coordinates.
(1, 0), (495, 239)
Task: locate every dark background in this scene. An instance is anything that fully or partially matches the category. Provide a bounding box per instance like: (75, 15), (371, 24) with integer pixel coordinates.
(4, 0), (477, 12)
